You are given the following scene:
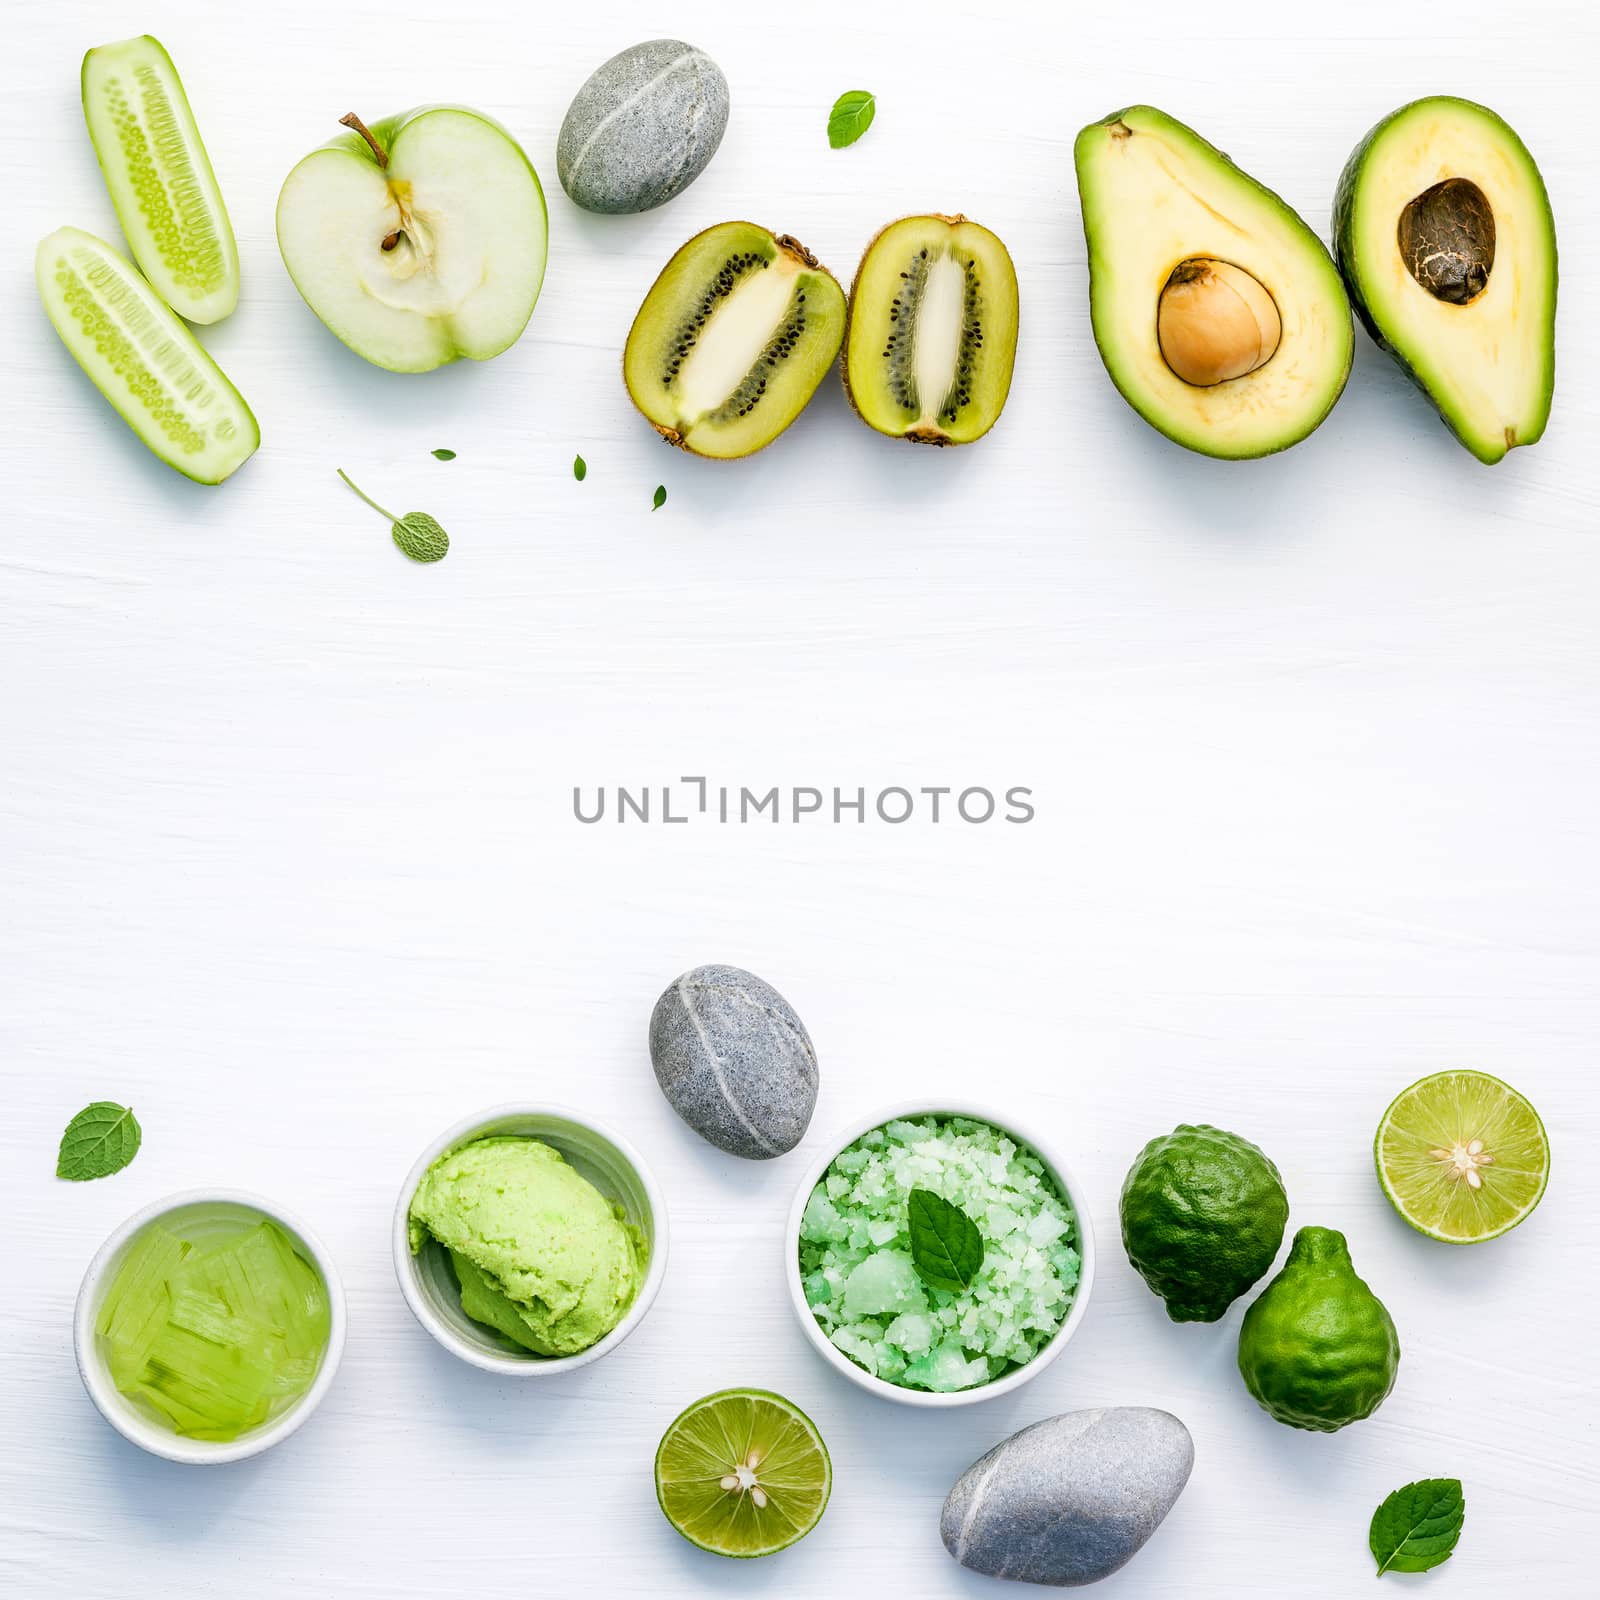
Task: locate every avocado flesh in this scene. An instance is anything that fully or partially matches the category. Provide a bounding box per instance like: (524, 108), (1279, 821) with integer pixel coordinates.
(623, 221), (846, 460)
(1074, 106), (1353, 459)
(1334, 96), (1556, 465)
(843, 215), (1019, 445)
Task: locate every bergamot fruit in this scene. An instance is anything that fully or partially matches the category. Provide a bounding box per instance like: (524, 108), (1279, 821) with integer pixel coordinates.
(1120, 1124), (1289, 1322)
(1238, 1225), (1399, 1431)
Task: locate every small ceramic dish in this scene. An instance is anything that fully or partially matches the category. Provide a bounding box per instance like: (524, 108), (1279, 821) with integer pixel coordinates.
(74, 1188), (346, 1464)
(785, 1100), (1096, 1407)
(394, 1102), (668, 1376)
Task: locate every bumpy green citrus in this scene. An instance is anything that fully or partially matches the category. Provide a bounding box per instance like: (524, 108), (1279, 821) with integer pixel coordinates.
(1119, 1124), (1289, 1322)
(1238, 1226), (1399, 1431)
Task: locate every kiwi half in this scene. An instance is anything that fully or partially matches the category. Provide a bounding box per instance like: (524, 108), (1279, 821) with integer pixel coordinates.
(624, 222), (846, 459)
(843, 214), (1019, 445)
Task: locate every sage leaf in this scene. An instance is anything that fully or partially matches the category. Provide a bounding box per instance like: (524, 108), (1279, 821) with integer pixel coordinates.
(392, 513), (449, 563)
(431, 448), (456, 460)
(1370, 1478), (1465, 1576)
(652, 484), (667, 511)
(827, 90), (876, 150)
(57, 1102), (142, 1181)
(337, 469), (450, 563)
(907, 1188), (985, 1293)
(574, 454), (587, 481)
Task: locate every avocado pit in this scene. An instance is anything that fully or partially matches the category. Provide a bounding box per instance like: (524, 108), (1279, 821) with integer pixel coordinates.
(1157, 257), (1282, 387)
(1398, 177), (1495, 305)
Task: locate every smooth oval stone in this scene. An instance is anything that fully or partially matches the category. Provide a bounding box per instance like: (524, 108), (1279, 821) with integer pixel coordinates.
(941, 1407), (1194, 1587)
(557, 40), (729, 215)
(648, 965), (817, 1159)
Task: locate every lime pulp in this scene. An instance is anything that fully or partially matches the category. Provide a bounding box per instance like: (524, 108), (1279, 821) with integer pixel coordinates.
(654, 1388), (831, 1558)
(1375, 1070), (1549, 1243)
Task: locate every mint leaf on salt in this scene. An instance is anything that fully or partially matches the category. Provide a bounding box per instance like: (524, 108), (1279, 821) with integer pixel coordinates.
(431, 448), (456, 460)
(1370, 1478), (1465, 1575)
(908, 1188), (984, 1293)
(652, 484), (667, 511)
(57, 1102), (142, 1181)
(573, 455), (587, 481)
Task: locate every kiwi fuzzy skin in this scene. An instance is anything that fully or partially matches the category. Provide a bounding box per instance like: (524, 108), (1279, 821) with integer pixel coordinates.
(624, 222), (840, 459)
(841, 213), (1015, 446)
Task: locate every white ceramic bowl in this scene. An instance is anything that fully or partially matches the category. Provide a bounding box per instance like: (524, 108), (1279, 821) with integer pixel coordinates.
(74, 1188), (347, 1464)
(394, 1102), (668, 1375)
(785, 1100), (1096, 1407)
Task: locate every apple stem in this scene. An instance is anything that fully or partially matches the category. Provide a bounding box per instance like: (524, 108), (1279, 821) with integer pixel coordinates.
(337, 469), (397, 525)
(339, 112), (388, 169)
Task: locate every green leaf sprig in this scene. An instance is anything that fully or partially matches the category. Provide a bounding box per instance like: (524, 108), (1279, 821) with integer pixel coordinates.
(827, 91), (876, 149)
(907, 1188), (985, 1293)
(1369, 1479), (1465, 1576)
(57, 1102), (142, 1181)
(573, 454), (587, 481)
(337, 469), (449, 562)
(431, 448), (456, 460)
(652, 484), (667, 511)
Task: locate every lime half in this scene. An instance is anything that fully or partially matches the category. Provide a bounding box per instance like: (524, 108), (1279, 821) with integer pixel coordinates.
(654, 1388), (831, 1558)
(1375, 1070), (1550, 1243)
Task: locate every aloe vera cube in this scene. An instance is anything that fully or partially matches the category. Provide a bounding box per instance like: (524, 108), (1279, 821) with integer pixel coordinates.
(81, 35), (239, 324)
(36, 227), (258, 485)
(143, 1324), (276, 1439)
(98, 1213), (329, 1440)
(97, 1224), (187, 1385)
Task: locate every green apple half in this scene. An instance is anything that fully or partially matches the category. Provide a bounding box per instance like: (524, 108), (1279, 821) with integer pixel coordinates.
(277, 108), (547, 372)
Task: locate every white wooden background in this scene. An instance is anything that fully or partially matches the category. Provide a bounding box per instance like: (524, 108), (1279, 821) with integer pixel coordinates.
(2, 1), (1597, 1594)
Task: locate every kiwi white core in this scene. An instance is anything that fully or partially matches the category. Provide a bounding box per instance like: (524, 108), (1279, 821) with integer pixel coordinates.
(673, 258), (799, 418)
(911, 251), (967, 424)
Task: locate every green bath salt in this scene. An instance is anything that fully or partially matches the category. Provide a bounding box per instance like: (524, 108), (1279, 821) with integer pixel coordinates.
(798, 1115), (1081, 1393)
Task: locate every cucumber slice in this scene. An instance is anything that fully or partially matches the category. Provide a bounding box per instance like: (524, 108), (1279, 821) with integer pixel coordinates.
(82, 36), (239, 323)
(36, 227), (258, 485)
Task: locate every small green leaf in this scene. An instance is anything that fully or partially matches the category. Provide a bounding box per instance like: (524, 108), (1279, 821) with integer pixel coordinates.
(573, 454), (587, 481)
(57, 1102), (142, 1181)
(1370, 1479), (1465, 1576)
(338, 470), (449, 563)
(431, 448), (456, 460)
(827, 91), (876, 150)
(652, 484), (667, 511)
(907, 1188), (985, 1293)
(392, 513), (449, 563)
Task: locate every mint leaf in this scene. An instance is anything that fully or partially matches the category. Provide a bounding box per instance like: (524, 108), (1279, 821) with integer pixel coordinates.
(57, 1102), (142, 1181)
(907, 1188), (984, 1292)
(827, 91), (876, 150)
(652, 484), (667, 511)
(573, 454), (587, 481)
(431, 448), (456, 460)
(1370, 1479), (1465, 1575)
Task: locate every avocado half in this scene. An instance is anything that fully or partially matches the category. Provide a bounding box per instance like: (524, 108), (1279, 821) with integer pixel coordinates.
(1333, 96), (1556, 464)
(1074, 106), (1353, 460)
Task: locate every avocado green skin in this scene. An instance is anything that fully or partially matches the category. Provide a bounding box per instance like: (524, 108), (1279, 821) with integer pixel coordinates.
(1075, 106), (1353, 461)
(1332, 96), (1557, 464)
(1120, 1124), (1289, 1322)
(1238, 1226), (1400, 1432)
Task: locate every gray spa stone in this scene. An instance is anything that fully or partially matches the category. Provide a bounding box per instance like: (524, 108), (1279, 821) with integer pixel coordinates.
(941, 1407), (1194, 1587)
(648, 965), (817, 1159)
(557, 40), (730, 214)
